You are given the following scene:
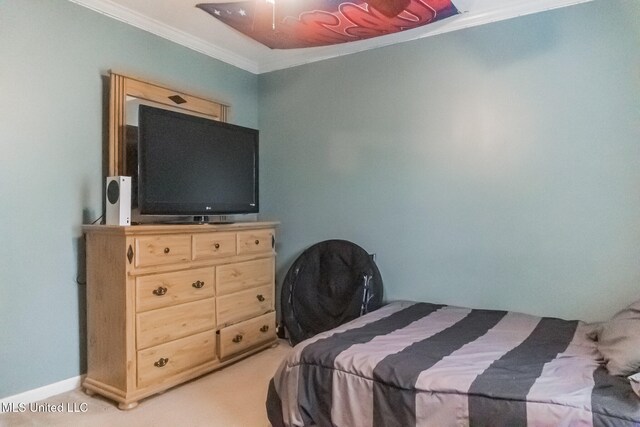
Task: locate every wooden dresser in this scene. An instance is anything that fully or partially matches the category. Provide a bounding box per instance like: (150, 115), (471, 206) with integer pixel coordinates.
(82, 222), (278, 409)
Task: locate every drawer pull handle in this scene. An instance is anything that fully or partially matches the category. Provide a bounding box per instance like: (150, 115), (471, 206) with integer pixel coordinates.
(192, 280), (205, 289)
(214, 243), (220, 249)
(254, 239), (260, 245)
(232, 334), (243, 343)
(260, 325), (269, 333)
(153, 286), (168, 296)
(163, 247), (170, 254)
(154, 357), (169, 368)
(256, 294), (265, 302)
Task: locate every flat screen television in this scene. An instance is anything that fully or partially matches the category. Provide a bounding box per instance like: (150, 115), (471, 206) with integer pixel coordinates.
(137, 105), (259, 220)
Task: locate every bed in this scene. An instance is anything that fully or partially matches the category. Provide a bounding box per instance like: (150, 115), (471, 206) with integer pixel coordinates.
(266, 301), (640, 426)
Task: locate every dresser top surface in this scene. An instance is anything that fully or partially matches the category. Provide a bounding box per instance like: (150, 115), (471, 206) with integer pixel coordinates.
(83, 221), (279, 235)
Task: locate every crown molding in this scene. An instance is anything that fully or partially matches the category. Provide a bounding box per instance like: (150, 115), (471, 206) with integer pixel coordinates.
(68, 0), (260, 74)
(257, 0), (593, 73)
(70, 0), (592, 75)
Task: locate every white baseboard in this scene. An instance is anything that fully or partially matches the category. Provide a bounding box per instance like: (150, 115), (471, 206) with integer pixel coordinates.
(0, 375), (85, 405)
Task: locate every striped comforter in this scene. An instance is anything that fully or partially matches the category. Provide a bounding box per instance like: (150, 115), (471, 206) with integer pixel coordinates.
(267, 301), (640, 426)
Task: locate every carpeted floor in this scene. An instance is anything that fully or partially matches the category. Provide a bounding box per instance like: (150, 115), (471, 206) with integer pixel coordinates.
(1, 341), (291, 427)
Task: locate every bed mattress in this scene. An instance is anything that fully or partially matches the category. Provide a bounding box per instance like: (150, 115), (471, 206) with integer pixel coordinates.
(267, 301), (640, 426)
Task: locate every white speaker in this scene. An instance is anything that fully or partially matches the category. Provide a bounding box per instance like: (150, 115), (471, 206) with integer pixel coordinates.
(105, 176), (131, 226)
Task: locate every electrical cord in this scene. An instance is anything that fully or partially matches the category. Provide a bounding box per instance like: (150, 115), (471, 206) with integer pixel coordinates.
(91, 214), (104, 225)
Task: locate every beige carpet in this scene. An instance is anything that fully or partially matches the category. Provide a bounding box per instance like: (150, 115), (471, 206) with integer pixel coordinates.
(1, 341), (291, 427)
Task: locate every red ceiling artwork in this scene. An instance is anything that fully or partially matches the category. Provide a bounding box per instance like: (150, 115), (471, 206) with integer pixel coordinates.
(197, 0), (458, 49)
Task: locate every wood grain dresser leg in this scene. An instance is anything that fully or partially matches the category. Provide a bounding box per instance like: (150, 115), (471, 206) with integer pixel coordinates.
(118, 401), (139, 410)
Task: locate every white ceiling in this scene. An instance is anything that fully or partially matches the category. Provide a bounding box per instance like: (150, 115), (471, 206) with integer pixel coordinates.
(69, 0), (593, 74)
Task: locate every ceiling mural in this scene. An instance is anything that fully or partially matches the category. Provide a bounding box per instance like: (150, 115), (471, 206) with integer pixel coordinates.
(197, 0), (459, 49)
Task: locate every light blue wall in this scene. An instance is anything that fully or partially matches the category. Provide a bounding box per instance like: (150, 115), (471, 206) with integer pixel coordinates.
(259, 0), (640, 323)
(0, 1), (257, 398)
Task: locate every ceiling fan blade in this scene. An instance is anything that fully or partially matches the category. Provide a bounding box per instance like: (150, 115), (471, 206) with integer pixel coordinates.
(366, 0), (410, 17)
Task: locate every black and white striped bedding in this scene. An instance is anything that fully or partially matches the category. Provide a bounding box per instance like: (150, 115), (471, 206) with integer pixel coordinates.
(267, 301), (640, 426)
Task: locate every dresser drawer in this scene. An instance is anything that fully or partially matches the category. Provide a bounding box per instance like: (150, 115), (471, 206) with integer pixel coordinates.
(236, 230), (274, 255)
(137, 298), (216, 350)
(136, 268), (215, 312)
(218, 312), (276, 359)
(216, 258), (274, 296)
(135, 235), (191, 268)
(137, 330), (216, 389)
(192, 232), (237, 261)
(216, 284), (273, 326)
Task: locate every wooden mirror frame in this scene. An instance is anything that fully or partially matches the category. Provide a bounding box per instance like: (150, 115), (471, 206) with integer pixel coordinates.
(108, 72), (229, 176)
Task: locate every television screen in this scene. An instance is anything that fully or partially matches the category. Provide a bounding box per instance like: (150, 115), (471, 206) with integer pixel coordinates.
(138, 105), (258, 216)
